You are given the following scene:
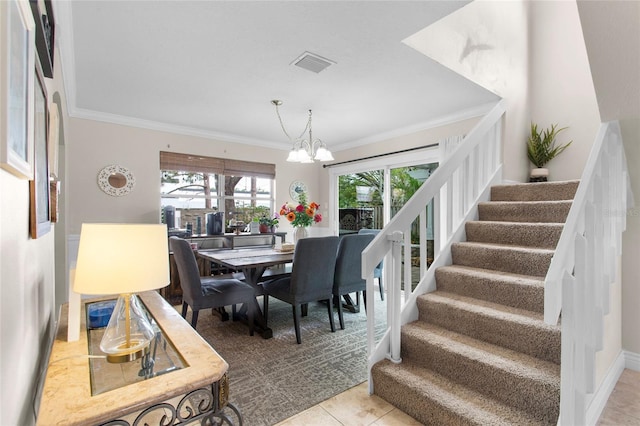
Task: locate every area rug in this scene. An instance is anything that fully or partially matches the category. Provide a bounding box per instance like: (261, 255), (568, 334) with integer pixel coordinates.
(184, 295), (387, 426)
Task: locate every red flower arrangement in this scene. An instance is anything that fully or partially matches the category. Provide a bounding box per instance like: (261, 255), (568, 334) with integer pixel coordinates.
(279, 192), (322, 227)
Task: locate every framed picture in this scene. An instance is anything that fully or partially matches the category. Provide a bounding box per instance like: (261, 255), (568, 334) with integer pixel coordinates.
(29, 0), (55, 78)
(30, 66), (50, 239)
(0, 0), (36, 179)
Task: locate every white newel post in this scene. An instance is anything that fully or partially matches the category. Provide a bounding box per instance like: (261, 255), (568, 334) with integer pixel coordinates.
(389, 230), (404, 363)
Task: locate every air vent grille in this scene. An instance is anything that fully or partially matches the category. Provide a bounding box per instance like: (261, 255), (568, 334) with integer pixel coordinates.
(291, 51), (335, 74)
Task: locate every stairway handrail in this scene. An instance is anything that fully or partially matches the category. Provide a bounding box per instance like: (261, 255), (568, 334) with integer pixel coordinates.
(362, 99), (506, 364)
(361, 99), (506, 277)
(544, 121), (633, 325)
(545, 121), (633, 425)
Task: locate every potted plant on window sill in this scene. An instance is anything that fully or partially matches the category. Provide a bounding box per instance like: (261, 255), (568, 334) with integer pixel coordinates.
(527, 122), (573, 182)
(255, 214), (279, 233)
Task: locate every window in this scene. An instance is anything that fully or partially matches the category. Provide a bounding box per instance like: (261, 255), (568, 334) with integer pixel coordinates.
(160, 152), (275, 231)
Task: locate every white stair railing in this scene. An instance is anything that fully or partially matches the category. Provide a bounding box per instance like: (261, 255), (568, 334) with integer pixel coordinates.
(544, 121), (633, 425)
(363, 100), (506, 380)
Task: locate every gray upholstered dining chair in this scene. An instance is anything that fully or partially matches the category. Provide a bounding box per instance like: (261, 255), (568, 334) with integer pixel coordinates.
(333, 233), (375, 329)
(169, 236), (256, 334)
(358, 228), (384, 300)
(261, 236), (340, 344)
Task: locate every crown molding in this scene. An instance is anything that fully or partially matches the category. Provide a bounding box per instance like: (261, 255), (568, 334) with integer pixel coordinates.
(69, 107), (289, 151)
(330, 101), (499, 152)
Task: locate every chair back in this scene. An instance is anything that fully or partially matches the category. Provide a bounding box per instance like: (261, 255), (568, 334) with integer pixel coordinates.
(290, 236), (339, 302)
(334, 233), (375, 294)
(169, 237), (202, 302)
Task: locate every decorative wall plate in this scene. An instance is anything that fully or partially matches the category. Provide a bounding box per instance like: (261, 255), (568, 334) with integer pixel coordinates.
(289, 180), (307, 200)
(98, 165), (135, 196)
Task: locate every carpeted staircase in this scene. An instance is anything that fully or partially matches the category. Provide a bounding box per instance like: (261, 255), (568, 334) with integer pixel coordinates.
(372, 180), (580, 425)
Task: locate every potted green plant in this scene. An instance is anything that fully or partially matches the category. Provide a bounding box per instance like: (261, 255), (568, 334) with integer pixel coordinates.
(527, 122), (572, 182)
(255, 214), (279, 233)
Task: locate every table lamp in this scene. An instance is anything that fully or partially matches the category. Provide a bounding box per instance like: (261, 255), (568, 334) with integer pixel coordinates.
(74, 223), (169, 363)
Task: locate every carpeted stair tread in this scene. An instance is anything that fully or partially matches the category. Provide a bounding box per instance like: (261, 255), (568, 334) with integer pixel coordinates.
(465, 221), (564, 249)
(417, 291), (560, 364)
(401, 322), (560, 422)
(478, 200), (572, 223)
(435, 265), (544, 313)
(491, 180), (579, 201)
(451, 241), (554, 277)
(372, 359), (547, 426)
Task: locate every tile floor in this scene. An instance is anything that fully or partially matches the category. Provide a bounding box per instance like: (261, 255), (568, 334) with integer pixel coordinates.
(276, 369), (640, 426)
(597, 369), (640, 425)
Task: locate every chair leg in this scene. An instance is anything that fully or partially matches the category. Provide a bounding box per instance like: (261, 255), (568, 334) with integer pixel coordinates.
(293, 305), (302, 344)
(263, 295), (269, 324)
(327, 297), (336, 332)
(181, 302), (188, 319)
(337, 295), (344, 330)
(363, 291), (367, 311)
(301, 303), (308, 317)
(378, 276), (384, 301)
(191, 310), (199, 328)
(214, 307), (230, 321)
(247, 301), (255, 336)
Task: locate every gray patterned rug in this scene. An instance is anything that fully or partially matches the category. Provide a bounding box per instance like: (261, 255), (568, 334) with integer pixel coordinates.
(185, 294), (387, 426)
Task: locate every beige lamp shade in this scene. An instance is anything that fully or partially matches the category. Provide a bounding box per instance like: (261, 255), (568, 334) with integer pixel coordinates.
(74, 223), (169, 295)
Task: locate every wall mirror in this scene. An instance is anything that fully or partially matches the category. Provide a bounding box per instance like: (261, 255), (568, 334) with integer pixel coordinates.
(98, 165), (135, 196)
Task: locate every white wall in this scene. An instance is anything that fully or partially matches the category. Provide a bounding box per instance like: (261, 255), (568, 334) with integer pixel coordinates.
(403, 0), (531, 182)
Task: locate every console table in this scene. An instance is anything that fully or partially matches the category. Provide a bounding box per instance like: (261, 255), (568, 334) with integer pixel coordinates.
(37, 291), (242, 425)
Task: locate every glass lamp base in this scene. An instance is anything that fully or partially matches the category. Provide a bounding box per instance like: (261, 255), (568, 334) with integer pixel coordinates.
(100, 293), (156, 363)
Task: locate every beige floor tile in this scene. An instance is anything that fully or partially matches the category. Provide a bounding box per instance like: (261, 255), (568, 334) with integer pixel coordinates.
(619, 369), (640, 387)
(319, 382), (395, 426)
(597, 406), (640, 426)
(372, 408), (423, 425)
(275, 405), (342, 426)
(606, 381), (640, 419)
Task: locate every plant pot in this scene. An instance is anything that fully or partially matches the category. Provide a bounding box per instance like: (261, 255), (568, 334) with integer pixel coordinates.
(529, 168), (548, 182)
(259, 224), (270, 233)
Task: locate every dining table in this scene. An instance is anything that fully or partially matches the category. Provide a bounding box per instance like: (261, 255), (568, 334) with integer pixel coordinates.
(197, 247), (294, 338)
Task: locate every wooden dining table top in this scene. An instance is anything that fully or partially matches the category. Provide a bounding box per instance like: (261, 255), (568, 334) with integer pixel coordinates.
(197, 247), (294, 270)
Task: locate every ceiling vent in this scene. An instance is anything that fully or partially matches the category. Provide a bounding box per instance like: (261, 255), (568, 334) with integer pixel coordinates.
(291, 51), (335, 74)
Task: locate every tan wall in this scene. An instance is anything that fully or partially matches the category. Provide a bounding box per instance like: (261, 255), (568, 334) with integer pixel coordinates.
(621, 118), (640, 355)
(529, 0), (601, 182)
(0, 7), (66, 422)
(401, 0), (629, 391)
(66, 117), (331, 242)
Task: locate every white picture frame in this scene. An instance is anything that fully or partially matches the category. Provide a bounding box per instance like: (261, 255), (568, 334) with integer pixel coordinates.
(0, 0), (36, 179)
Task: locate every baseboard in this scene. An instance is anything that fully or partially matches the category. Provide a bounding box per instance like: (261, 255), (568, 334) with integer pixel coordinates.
(625, 350), (640, 371)
(585, 351), (625, 425)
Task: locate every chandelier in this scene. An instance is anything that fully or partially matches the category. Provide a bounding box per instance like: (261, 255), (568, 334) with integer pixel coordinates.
(271, 100), (334, 163)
